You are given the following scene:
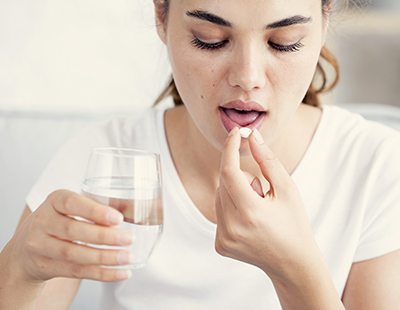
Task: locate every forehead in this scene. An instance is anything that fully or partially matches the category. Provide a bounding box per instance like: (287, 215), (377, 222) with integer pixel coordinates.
(173, 0), (318, 25)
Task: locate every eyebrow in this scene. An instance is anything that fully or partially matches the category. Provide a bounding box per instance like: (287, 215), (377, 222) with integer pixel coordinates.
(267, 15), (312, 29)
(186, 10), (232, 27)
(186, 10), (312, 29)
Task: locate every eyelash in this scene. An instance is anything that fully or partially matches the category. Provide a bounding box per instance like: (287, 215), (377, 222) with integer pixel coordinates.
(190, 36), (304, 53)
(190, 37), (229, 50)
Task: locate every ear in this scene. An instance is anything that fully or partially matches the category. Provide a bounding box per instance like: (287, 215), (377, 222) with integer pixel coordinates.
(154, 0), (168, 44)
(321, 16), (329, 47)
(321, 1), (332, 47)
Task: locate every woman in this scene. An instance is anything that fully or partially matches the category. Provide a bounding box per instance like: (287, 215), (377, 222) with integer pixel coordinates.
(1, 0), (399, 308)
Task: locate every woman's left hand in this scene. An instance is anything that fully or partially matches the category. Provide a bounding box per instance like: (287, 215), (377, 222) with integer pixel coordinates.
(215, 127), (322, 283)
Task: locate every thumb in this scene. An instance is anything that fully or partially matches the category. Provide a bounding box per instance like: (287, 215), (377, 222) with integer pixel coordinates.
(248, 129), (291, 195)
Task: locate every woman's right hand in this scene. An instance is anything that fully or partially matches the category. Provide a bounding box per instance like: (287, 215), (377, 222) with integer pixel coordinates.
(6, 189), (134, 284)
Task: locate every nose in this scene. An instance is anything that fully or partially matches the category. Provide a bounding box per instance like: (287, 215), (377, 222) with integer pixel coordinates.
(228, 42), (267, 92)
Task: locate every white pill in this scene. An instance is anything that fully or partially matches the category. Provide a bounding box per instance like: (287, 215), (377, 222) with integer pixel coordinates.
(239, 127), (252, 138)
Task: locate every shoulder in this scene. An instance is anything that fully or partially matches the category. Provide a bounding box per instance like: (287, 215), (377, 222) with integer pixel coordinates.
(308, 104), (400, 190)
(98, 107), (160, 135)
(25, 107), (166, 211)
(321, 104), (400, 155)
(69, 107), (163, 148)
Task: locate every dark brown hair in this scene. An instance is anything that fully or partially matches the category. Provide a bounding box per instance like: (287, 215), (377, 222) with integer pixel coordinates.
(153, 0), (340, 108)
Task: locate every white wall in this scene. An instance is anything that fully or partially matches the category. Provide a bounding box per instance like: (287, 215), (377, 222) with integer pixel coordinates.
(0, 0), (171, 114)
(2, 2), (400, 113)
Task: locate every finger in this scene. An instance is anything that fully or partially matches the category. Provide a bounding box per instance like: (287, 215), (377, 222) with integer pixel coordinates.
(214, 184), (241, 237)
(218, 182), (241, 216)
(214, 186), (236, 256)
(41, 233), (133, 266)
(221, 127), (241, 169)
(220, 128), (260, 204)
(243, 171), (265, 198)
(38, 256), (132, 282)
(251, 176), (265, 198)
(214, 187), (226, 229)
(248, 129), (292, 196)
(46, 211), (133, 246)
(49, 190), (123, 226)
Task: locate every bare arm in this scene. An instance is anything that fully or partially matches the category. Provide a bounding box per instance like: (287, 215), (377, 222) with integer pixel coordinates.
(0, 207), (80, 310)
(342, 250), (400, 309)
(0, 191), (133, 310)
(215, 128), (345, 309)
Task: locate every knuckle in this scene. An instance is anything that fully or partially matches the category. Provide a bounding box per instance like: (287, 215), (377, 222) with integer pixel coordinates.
(47, 190), (60, 203)
(48, 189), (68, 204)
(232, 228), (246, 243)
(64, 220), (75, 238)
(215, 239), (228, 256)
(227, 226), (244, 243)
(86, 204), (99, 221)
(63, 193), (77, 213)
(262, 147), (278, 161)
(257, 156), (276, 169)
(96, 229), (108, 244)
(70, 264), (83, 278)
(26, 237), (39, 254)
(97, 250), (109, 265)
(60, 245), (72, 261)
(214, 241), (223, 255)
(243, 211), (259, 229)
(98, 267), (112, 281)
(31, 212), (46, 230)
(221, 166), (234, 179)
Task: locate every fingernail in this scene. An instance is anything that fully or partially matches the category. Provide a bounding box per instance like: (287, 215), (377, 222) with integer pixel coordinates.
(107, 210), (123, 225)
(239, 127), (252, 139)
(116, 269), (132, 280)
(252, 129), (264, 144)
(118, 251), (134, 264)
(119, 232), (134, 244)
(229, 127), (239, 136)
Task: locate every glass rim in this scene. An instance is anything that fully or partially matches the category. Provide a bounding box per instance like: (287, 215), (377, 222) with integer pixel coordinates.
(91, 147), (160, 158)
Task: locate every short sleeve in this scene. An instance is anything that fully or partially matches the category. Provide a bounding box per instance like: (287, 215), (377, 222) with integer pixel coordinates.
(353, 133), (400, 262)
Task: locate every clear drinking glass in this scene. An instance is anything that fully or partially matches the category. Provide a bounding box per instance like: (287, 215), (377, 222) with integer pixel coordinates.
(81, 147), (163, 269)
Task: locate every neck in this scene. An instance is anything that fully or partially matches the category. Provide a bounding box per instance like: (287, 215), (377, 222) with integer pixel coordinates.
(164, 103), (322, 221)
(165, 106), (221, 192)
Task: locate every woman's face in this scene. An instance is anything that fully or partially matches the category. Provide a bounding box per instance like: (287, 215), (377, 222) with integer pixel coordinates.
(156, 0), (328, 152)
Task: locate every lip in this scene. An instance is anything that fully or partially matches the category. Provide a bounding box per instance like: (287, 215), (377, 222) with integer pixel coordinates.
(221, 100), (267, 112)
(219, 108), (266, 133)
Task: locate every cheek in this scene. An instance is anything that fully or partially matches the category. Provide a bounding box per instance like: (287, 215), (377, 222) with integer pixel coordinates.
(272, 47), (321, 103)
(168, 42), (221, 104)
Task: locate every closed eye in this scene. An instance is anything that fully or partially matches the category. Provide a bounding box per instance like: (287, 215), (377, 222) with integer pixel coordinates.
(268, 41), (304, 53)
(191, 36), (304, 53)
(190, 37), (228, 50)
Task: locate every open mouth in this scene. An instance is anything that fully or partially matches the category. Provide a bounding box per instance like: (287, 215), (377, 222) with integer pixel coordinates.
(219, 107), (267, 133)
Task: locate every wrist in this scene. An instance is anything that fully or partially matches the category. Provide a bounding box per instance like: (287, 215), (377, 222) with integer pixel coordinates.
(268, 257), (344, 310)
(0, 240), (45, 309)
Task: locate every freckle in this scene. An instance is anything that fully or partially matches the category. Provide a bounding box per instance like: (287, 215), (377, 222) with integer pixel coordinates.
(201, 95), (204, 100)
(212, 84), (216, 87)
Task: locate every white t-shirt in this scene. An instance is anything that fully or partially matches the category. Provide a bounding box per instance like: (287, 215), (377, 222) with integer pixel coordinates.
(26, 103), (400, 309)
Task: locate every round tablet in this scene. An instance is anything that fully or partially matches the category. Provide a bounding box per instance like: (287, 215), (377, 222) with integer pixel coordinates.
(239, 127), (252, 138)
